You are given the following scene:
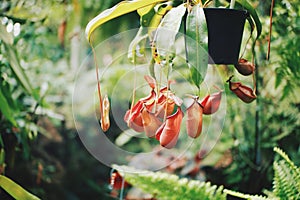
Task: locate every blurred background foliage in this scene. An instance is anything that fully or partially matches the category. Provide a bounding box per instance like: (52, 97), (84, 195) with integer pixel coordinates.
(0, 0), (299, 199)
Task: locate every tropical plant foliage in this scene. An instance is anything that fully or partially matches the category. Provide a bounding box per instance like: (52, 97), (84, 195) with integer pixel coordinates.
(0, 0), (299, 199)
(271, 147), (300, 199)
(113, 147), (299, 200)
(114, 165), (227, 200)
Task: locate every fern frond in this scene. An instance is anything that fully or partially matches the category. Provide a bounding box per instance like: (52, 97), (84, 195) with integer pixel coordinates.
(274, 147), (300, 178)
(111, 147), (300, 200)
(273, 147), (300, 199)
(113, 165), (226, 200)
(224, 189), (272, 200)
(273, 161), (298, 199)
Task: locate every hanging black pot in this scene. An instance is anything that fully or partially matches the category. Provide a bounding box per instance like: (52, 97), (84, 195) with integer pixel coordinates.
(204, 8), (249, 65)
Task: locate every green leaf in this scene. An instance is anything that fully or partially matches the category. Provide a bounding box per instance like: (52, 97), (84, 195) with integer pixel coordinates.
(155, 3), (186, 66)
(115, 129), (143, 146)
(148, 2), (173, 32)
(113, 165), (227, 200)
(235, 0), (262, 59)
(7, 4), (47, 22)
(139, 5), (156, 27)
(236, 0), (262, 40)
(0, 24), (13, 45)
(0, 136), (4, 148)
(224, 189), (270, 199)
(137, 4), (156, 17)
(246, 15), (255, 35)
(149, 58), (156, 79)
(273, 147), (300, 199)
(128, 27), (148, 64)
(186, 5), (208, 88)
(275, 67), (286, 88)
(3, 43), (38, 100)
(0, 148), (5, 164)
(0, 175), (40, 200)
(0, 80), (19, 111)
(274, 147), (300, 175)
(0, 89), (17, 126)
(85, 0), (169, 42)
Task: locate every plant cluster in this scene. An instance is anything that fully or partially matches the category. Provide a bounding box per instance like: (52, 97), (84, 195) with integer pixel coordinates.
(85, 0), (262, 149)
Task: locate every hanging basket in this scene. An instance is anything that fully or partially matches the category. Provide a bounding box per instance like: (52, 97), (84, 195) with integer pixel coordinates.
(204, 8), (249, 65)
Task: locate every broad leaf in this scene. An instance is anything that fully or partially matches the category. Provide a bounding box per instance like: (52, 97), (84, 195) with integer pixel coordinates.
(0, 175), (40, 200)
(85, 0), (169, 42)
(139, 4), (157, 27)
(155, 4), (186, 68)
(148, 2), (173, 39)
(186, 5), (208, 88)
(0, 89), (16, 126)
(128, 3), (161, 63)
(137, 4), (156, 17)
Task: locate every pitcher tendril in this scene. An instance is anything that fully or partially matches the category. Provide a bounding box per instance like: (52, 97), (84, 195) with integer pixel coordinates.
(90, 36), (110, 132)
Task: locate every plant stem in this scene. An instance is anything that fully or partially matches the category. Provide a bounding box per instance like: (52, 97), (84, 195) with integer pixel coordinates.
(267, 0), (275, 60)
(129, 63), (138, 125)
(90, 39), (103, 123)
(230, 0), (235, 9)
(254, 61), (261, 167)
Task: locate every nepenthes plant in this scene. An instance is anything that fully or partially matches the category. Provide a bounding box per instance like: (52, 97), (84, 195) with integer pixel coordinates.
(85, 0), (262, 149)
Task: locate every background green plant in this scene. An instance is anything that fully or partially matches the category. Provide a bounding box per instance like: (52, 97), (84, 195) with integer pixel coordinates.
(112, 147), (299, 200)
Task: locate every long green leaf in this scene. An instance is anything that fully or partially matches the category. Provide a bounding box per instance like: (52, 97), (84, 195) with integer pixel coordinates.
(0, 149), (5, 164)
(148, 2), (173, 40)
(1, 81), (19, 112)
(186, 5), (208, 88)
(149, 58), (156, 79)
(235, 0), (262, 60)
(131, 1), (174, 65)
(236, 0), (262, 40)
(128, 27), (148, 63)
(0, 89), (17, 126)
(128, 4), (158, 63)
(85, 0), (169, 42)
(139, 2), (159, 27)
(155, 3), (186, 65)
(4, 43), (38, 100)
(0, 175), (40, 200)
(115, 129), (143, 146)
(224, 189), (269, 199)
(137, 4), (156, 17)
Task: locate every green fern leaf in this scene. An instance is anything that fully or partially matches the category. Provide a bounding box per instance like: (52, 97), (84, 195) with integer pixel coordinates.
(224, 189), (271, 200)
(273, 147), (300, 199)
(113, 165), (226, 200)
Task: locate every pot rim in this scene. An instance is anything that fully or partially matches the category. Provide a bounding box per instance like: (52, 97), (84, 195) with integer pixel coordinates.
(203, 7), (249, 15)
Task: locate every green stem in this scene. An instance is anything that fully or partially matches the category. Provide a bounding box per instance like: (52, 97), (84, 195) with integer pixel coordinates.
(254, 62), (261, 167)
(230, 0), (236, 8)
